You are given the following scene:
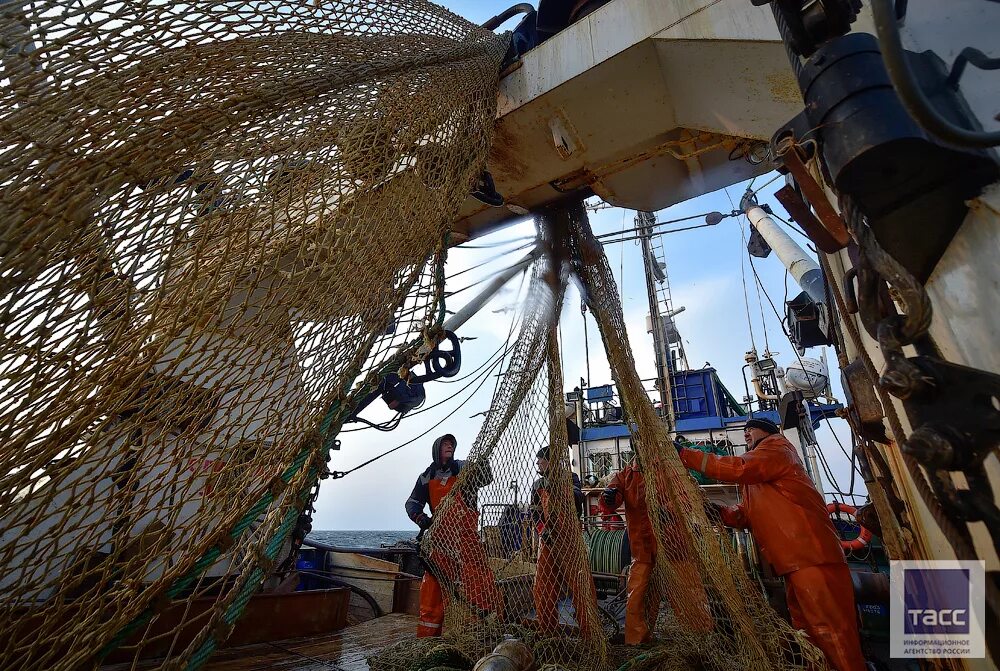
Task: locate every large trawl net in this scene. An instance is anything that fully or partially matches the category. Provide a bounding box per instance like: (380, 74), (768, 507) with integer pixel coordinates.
(0, 1), (507, 668)
(370, 205), (831, 671)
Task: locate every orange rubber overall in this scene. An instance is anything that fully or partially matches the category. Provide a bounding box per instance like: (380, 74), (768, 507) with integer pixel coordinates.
(416, 475), (501, 637)
(602, 464), (712, 644)
(532, 485), (596, 636)
(680, 435), (866, 671)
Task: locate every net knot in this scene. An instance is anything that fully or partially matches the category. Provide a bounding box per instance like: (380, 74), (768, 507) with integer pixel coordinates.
(268, 476), (289, 498)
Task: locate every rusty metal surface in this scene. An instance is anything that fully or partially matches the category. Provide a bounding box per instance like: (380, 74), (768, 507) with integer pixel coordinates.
(779, 148), (850, 250)
(774, 184), (844, 253)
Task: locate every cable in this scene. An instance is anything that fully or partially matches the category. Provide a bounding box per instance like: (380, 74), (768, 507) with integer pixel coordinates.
(444, 263), (519, 298)
(599, 219), (732, 245)
(738, 224), (758, 350)
(748, 171), (783, 196)
(816, 450), (843, 498)
(341, 324), (516, 433)
(619, 208), (627, 307)
(847, 430), (858, 499)
(766, 209), (813, 244)
(455, 235), (535, 249)
(335, 344), (507, 476)
(593, 211), (720, 240)
(751, 243), (771, 353)
(745, 252), (863, 499)
(871, 0), (1000, 148)
(824, 415), (864, 478)
(723, 186), (758, 352)
(438, 335), (512, 385)
(347, 413), (402, 432)
(445, 239), (536, 281)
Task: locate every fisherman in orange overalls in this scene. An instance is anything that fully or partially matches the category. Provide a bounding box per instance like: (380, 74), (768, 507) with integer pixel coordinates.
(530, 445), (596, 636)
(599, 449), (712, 645)
(405, 433), (502, 637)
(679, 418), (866, 671)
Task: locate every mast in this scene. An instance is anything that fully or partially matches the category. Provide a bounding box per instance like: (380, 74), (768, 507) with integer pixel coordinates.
(637, 211), (676, 433)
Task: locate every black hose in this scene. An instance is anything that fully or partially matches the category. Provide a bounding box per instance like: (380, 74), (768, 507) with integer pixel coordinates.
(481, 3), (535, 31)
(946, 47), (1000, 90)
(297, 570), (385, 618)
(871, 0), (1000, 148)
(768, 3), (806, 82)
(301, 538), (418, 555)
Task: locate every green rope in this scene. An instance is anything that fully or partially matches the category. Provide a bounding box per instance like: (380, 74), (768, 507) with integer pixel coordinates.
(98, 247), (451, 667)
(95, 440), (319, 659)
(183, 485), (310, 670)
(613, 649), (671, 671)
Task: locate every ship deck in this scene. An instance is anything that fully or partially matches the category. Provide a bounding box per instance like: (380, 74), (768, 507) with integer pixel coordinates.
(198, 611), (597, 670)
(203, 613), (416, 671)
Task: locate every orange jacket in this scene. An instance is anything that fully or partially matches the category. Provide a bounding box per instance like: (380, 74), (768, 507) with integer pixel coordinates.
(600, 464), (655, 561)
(679, 434), (845, 575)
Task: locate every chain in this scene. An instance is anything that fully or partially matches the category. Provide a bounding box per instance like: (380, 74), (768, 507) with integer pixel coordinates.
(838, 198), (1000, 662)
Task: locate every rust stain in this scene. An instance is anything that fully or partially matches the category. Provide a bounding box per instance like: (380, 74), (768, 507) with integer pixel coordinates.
(767, 71), (802, 104)
(488, 122), (529, 178)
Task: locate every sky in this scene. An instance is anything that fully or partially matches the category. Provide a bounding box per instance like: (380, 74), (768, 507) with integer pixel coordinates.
(311, 0), (866, 531)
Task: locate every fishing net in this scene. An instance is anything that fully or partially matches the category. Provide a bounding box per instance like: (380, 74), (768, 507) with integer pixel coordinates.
(0, 1), (507, 668)
(372, 204), (832, 671)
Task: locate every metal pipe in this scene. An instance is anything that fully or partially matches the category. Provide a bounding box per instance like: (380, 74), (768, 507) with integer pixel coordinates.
(743, 202), (826, 305)
(481, 3), (535, 30)
(443, 248), (538, 333)
(751, 377), (780, 402)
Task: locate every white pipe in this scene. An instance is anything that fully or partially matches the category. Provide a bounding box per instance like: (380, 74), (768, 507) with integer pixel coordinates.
(745, 205), (826, 305)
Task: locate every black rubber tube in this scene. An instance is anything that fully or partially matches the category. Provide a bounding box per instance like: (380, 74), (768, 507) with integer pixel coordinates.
(297, 570), (385, 618)
(301, 538), (417, 555)
(871, 0), (1000, 148)
(481, 3), (535, 31)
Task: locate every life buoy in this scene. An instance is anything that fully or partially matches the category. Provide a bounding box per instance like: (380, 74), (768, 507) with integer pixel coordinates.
(827, 502), (873, 551)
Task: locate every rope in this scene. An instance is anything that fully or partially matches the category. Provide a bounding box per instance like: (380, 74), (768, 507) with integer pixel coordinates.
(334, 336), (509, 478)
(725, 186), (758, 350)
(99, 234), (455, 667)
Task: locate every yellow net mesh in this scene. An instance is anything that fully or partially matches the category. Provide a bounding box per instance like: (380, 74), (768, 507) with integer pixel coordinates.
(370, 205), (832, 671)
(3, 1), (840, 669)
(0, 1), (506, 668)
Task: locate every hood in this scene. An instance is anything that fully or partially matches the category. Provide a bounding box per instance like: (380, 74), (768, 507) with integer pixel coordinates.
(431, 433), (457, 467)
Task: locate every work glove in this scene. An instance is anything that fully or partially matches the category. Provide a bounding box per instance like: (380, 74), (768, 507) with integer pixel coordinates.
(415, 513), (433, 530)
(601, 487), (619, 509)
(540, 529), (553, 547)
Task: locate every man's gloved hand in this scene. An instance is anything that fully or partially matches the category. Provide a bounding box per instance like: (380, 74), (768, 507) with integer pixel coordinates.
(601, 487), (619, 509)
(415, 513), (433, 530)
(540, 529), (553, 546)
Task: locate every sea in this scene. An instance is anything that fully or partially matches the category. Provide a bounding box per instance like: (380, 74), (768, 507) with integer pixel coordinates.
(307, 530), (416, 548)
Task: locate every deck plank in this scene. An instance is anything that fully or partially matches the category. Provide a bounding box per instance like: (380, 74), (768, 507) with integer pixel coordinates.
(202, 613), (417, 671)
